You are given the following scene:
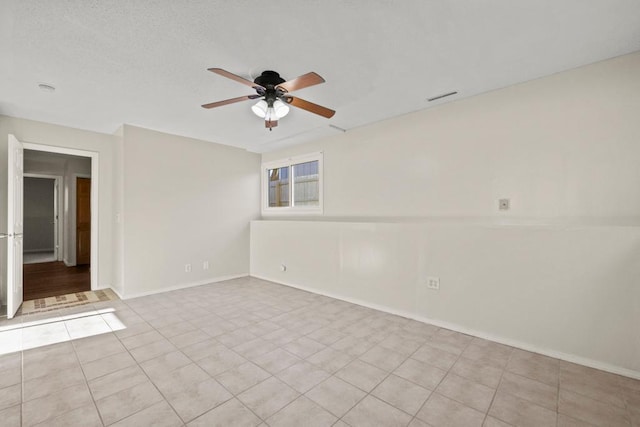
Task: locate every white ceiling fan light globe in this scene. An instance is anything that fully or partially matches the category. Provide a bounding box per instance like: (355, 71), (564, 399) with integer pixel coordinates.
(265, 106), (277, 122)
(251, 100), (268, 118)
(273, 99), (290, 118)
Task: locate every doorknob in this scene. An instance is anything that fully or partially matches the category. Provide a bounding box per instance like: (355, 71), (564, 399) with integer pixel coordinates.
(0, 233), (10, 239)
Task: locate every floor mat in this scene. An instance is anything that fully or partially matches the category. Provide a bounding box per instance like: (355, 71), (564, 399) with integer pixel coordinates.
(18, 289), (119, 316)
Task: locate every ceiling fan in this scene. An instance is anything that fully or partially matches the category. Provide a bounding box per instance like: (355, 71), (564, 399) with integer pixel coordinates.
(202, 68), (335, 130)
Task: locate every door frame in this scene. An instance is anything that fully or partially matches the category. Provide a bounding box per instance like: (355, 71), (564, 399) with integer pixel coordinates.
(22, 143), (99, 291)
(23, 173), (63, 262)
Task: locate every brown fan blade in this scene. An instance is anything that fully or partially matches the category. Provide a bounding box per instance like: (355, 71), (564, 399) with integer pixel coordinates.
(276, 72), (325, 93)
(208, 68), (265, 90)
(286, 96), (335, 118)
(201, 95), (258, 109)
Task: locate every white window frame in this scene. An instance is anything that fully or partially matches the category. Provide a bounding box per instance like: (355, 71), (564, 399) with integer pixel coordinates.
(262, 152), (323, 215)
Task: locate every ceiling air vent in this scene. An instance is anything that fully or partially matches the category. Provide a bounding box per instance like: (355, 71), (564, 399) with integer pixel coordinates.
(427, 91), (457, 102)
(38, 83), (56, 92)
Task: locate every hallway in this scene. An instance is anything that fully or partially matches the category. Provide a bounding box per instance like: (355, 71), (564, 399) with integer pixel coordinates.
(23, 261), (90, 301)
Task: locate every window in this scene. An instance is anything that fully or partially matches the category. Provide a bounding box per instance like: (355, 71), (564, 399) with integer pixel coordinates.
(267, 166), (289, 207)
(262, 153), (323, 214)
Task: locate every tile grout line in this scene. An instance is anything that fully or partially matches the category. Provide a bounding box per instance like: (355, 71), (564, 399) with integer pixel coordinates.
(247, 297), (354, 423)
(112, 299), (210, 426)
(369, 331), (443, 426)
(236, 298), (350, 424)
(410, 331), (476, 426)
(480, 345), (515, 427)
(202, 303), (301, 424)
(314, 315), (453, 424)
(224, 303), (369, 424)
(65, 306), (106, 427)
(328, 326), (449, 426)
(76, 300), (182, 426)
(263, 343), (350, 424)
(404, 338), (443, 427)
(127, 290), (302, 425)
(557, 362), (561, 425)
(20, 314), (24, 427)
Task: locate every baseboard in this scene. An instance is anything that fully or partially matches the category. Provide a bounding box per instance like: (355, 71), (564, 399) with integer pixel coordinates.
(93, 283), (123, 297)
(24, 249), (55, 253)
(108, 286), (125, 300)
(250, 273), (640, 381)
(119, 274), (249, 300)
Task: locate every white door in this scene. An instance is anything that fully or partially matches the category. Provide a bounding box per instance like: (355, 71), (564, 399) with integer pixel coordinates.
(53, 179), (59, 261)
(6, 135), (24, 318)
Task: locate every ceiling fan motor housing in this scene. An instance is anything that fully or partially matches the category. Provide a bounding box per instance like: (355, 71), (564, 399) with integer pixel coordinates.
(254, 70), (286, 88)
(254, 71), (288, 106)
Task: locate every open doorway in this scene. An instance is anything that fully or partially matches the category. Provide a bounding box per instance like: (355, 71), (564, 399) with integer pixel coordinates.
(23, 175), (60, 264)
(22, 149), (93, 300)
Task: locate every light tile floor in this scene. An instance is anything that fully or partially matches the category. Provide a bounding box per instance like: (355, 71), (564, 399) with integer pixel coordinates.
(0, 276), (638, 426)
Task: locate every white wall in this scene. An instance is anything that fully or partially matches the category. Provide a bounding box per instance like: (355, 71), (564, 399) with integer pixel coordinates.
(118, 125), (260, 297)
(1, 117), (262, 303)
(111, 126), (125, 297)
(23, 177), (55, 252)
(252, 52), (640, 377)
(263, 52), (640, 221)
(0, 116), (114, 290)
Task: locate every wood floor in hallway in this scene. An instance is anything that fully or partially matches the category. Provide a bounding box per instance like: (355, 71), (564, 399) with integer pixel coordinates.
(23, 261), (90, 300)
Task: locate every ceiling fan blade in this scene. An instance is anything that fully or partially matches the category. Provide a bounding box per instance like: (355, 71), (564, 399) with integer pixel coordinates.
(276, 72), (325, 93)
(286, 96), (335, 118)
(201, 95), (259, 109)
(208, 68), (265, 90)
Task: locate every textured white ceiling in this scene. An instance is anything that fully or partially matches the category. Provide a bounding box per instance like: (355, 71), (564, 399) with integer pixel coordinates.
(2, 1), (640, 152)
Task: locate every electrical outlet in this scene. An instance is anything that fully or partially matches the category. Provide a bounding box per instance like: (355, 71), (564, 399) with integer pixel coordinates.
(426, 276), (440, 290)
(280, 264), (287, 272)
(203, 261), (209, 270)
(185, 264), (191, 273)
(499, 198), (510, 211)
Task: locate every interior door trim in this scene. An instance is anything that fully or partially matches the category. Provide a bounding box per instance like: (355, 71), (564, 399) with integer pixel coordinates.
(22, 142), (100, 291)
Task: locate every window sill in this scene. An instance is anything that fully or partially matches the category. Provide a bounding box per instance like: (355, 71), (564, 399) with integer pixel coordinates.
(261, 208), (323, 216)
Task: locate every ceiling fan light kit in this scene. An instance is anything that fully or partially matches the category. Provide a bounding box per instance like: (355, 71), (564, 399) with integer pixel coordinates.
(251, 99), (290, 119)
(202, 68), (335, 131)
